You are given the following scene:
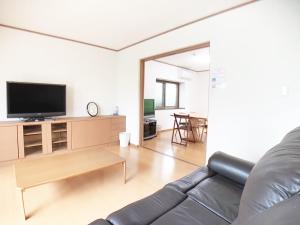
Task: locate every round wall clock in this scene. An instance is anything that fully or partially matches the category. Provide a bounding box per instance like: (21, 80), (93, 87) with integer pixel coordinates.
(87, 102), (98, 117)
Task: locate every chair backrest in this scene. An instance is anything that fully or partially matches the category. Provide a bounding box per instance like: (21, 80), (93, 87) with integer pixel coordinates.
(174, 113), (190, 125)
(173, 113), (190, 119)
(173, 113), (191, 129)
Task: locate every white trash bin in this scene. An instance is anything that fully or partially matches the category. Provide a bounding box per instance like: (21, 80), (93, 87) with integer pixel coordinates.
(119, 132), (130, 147)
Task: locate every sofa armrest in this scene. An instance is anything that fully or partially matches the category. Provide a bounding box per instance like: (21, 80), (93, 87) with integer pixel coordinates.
(166, 166), (214, 193)
(88, 219), (112, 225)
(208, 151), (254, 185)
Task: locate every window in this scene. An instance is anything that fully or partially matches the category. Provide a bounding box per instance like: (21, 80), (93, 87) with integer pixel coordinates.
(155, 81), (164, 108)
(155, 79), (179, 109)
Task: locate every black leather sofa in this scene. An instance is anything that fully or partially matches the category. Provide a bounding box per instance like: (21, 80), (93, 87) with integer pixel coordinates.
(89, 127), (300, 225)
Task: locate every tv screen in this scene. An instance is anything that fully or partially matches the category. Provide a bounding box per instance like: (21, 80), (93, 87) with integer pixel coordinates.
(7, 82), (66, 118)
(144, 99), (155, 117)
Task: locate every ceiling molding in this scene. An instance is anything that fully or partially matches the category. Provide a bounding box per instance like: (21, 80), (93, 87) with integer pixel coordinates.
(0, 0), (257, 52)
(0, 23), (118, 52)
(195, 69), (210, 73)
(118, 0), (258, 51)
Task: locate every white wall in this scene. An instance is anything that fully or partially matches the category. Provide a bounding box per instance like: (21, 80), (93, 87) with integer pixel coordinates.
(189, 71), (210, 116)
(144, 60), (209, 130)
(0, 26), (116, 120)
(116, 0), (300, 162)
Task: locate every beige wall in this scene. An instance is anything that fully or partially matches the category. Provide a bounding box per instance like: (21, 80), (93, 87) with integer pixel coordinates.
(116, 0), (300, 162)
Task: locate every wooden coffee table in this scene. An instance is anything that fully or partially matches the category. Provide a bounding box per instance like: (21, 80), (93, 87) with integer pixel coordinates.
(14, 149), (126, 220)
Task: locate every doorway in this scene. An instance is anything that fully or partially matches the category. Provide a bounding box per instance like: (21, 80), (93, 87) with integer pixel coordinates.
(140, 42), (210, 166)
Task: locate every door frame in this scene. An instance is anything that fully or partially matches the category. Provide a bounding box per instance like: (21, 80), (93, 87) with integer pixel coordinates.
(139, 41), (210, 146)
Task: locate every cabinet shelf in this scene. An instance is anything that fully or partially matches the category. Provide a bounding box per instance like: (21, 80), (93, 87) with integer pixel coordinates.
(52, 143), (67, 152)
(24, 147), (43, 156)
(24, 131), (42, 136)
(24, 140), (43, 148)
(52, 138), (67, 144)
(23, 125), (42, 136)
(52, 129), (67, 133)
(23, 144), (43, 157)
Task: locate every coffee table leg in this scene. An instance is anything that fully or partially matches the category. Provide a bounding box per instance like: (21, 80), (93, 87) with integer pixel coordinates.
(123, 161), (126, 184)
(17, 188), (26, 220)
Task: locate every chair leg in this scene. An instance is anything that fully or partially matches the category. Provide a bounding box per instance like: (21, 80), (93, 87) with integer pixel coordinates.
(171, 120), (176, 143)
(187, 122), (195, 143)
(172, 117), (184, 145)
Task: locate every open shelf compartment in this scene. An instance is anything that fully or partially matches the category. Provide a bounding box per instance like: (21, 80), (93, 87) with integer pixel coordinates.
(52, 123), (67, 132)
(23, 125), (42, 136)
(51, 122), (68, 152)
(24, 145), (43, 157)
(23, 124), (43, 157)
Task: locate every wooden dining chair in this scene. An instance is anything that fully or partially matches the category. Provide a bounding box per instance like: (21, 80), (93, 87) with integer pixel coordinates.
(171, 113), (196, 146)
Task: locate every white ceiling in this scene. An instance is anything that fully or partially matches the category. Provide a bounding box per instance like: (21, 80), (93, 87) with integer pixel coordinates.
(157, 47), (210, 72)
(0, 0), (254, 51)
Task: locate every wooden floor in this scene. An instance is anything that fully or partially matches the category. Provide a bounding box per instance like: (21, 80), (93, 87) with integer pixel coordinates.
(143, 130), (206, 166)
(0, 145), (198, 225)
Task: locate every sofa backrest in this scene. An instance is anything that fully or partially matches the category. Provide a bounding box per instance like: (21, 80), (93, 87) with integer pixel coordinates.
(239, 193), (300, 225)
(234, 127), (300, 223)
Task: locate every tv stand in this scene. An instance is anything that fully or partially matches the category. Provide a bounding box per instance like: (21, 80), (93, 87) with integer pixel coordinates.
(23, 117), (45, 122)
(144, 118), (157, 140)
(0, 115), (126, 162)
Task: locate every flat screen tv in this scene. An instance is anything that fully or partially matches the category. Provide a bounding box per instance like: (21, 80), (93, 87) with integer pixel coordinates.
(7, 82), (66, 119)
(144, 99), (155, 117)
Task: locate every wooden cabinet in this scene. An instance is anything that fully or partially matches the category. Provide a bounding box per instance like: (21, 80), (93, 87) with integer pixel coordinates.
(0, 116), (126, 162)
(0, 125), (19, 161)
(111, 117), (126, 142)
(72, 118), (112, 149)
(72, 116), (126, 149)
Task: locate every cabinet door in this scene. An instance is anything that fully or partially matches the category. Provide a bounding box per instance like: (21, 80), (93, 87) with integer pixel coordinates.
(0, 126), (18, 161)
(71, 119), (112, 149)
(111, 117), (126, 142)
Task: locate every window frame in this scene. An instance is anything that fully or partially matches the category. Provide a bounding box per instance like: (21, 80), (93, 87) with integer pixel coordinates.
(155, 79), (180, 110)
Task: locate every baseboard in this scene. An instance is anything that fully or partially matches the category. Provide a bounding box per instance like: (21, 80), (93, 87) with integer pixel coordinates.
(129, 143), (139, 147)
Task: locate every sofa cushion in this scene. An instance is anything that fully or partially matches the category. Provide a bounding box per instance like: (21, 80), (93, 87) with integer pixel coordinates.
(187, 174), (243, 223)
(151, 198), (229, 225)
(166, 167), (214, 193)
(106, 187), (186, 225)
(235, 127), (300, 223)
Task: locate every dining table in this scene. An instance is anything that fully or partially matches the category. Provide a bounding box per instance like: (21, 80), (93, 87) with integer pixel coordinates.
(170, 112), (207, 120)
(170, 112), (207, 143)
